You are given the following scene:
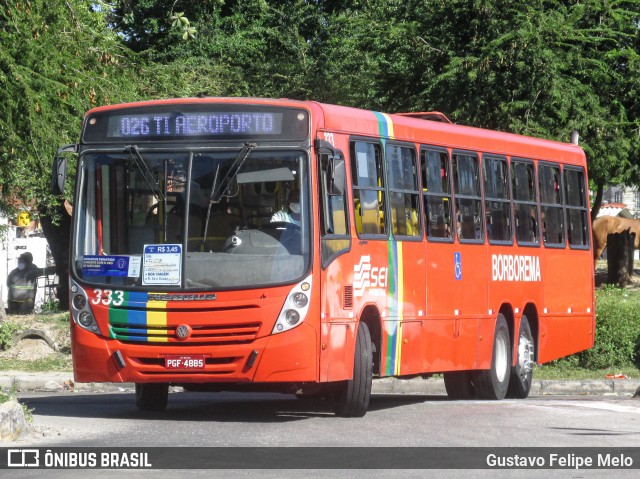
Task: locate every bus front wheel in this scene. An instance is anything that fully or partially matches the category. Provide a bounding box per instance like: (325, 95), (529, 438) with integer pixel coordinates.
(332, 321), (373, 417)
(508, 315), (534, 399)
(135, 383), (169, 411)
(474, 314), (511, 400)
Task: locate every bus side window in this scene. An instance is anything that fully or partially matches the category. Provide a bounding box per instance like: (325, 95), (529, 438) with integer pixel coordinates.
(387, 144), (420, 238)
(512, 160), (539, 245)
(453, 152), (483, 242)
(564, 167), (589, 248)
(483, 156), (512, 243)
(320, 151), (351, 266)
(421, 148), (452, 240)
(350, 141), (386, 236)
(539, 163), (565, 247)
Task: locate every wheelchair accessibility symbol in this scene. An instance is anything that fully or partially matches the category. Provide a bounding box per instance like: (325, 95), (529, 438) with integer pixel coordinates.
(454, 252), (462, 280)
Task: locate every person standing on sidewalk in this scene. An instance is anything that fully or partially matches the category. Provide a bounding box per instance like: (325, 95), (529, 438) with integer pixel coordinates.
(7, 252), (43, 315)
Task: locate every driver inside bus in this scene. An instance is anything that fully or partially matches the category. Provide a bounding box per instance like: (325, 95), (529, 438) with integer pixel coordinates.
(271, 189), (301, 227)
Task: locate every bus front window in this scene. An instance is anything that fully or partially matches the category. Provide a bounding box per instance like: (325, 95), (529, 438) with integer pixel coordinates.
(73, 150), (310, 289)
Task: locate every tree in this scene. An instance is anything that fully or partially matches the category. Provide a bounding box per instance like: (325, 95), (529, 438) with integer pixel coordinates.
(111, 0), (321, 99)
(0, 0), (140, 308)
(310, 0), (640, 217)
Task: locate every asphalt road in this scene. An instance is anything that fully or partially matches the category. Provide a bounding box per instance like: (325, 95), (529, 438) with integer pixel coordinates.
(5, 390), (640, 478)
(12, 388), (640, 447)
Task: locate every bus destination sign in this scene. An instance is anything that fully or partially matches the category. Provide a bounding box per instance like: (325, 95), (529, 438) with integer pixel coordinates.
(108, 112), (283, 138)
(82, 104), (309, 143)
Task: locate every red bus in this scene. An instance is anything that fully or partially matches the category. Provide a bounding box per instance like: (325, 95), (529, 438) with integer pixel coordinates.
(53, 97), (595, 416)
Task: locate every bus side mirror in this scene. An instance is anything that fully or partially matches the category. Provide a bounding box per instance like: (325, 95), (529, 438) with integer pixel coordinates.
(315, 139), (345, 196)
(51, 156), (67, 194)
(329, 157), (345, 196)
(51, 144), (77, 194)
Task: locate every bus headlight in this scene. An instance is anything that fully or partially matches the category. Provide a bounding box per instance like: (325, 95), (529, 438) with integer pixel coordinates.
(292, 292), (308, 308)
(285, 310), (300, 325)
(272, 275), (312, 335)
(70, 278), (101, 335)
(78, 312), (93, 327)
(73, 294), (87, 310)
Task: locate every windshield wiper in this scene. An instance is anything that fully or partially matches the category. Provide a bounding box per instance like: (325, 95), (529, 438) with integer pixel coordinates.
(125, 145), (166, 203)
(209, 142), (256, 204)
(201, 142), (256, 250)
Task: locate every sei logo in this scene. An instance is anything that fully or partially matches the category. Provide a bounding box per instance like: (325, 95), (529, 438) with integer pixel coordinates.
(354, 255), (388, 297)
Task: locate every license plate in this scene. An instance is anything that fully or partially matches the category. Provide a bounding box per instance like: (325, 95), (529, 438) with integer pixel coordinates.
(165, 355), (205, 369)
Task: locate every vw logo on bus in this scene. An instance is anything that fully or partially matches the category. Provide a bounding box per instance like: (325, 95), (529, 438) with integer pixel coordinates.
(175, 325), (191, 340)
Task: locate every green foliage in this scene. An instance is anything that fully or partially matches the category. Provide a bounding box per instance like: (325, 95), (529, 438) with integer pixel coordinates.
(1, 0), (639, 316)
(38, 299), (60, 313)
(536, 364), (640, 380)
(0, 0), (141, 223)
(0, 354), (72, 372)
(552, 286), (640, 369)
(0, 320), (19, 350)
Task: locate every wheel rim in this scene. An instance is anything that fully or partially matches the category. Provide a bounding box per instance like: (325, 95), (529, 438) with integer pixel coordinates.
(495, 330), (509, 382)
(517, 333), (534, 379)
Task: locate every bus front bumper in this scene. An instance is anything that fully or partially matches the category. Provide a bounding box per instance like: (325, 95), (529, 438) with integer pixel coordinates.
(71, 323), (318, 384)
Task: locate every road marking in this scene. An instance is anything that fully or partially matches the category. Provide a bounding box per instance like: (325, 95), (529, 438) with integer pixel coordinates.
(528, 400), (640, 415)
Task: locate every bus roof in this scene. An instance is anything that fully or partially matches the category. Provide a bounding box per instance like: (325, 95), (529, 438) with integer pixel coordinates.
(85, 97), (585, 165)
(312, 102), (586, 166)
(84, 97), (311, 116)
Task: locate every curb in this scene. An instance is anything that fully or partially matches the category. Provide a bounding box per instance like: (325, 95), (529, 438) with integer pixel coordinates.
(373, 377), (640, 396)
(2, 372), (640, 396)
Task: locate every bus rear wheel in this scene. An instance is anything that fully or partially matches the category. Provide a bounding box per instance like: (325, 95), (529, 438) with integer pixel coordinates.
(135, 383), (169, 411)
(508, 315), (534, 399)
(332, 321), (373, 417)
(444, 371), (475, 399)
(474, 314), (511, 400)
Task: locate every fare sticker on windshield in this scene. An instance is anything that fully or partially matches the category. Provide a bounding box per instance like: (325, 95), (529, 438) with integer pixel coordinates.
(142, 244), (182, 286)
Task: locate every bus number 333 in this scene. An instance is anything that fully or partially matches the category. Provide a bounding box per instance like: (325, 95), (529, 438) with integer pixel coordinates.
(91, 289), (124, 307)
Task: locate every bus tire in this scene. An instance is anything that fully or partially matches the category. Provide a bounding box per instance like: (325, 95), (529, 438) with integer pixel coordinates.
(508, 315), (534, 399)
(135, 383), (169, 411)
(474, 314), (511, 400)
(443, 371), (475, 399)
(332, 321), (373, 417)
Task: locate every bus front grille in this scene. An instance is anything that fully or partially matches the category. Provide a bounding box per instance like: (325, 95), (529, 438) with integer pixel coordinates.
(109, 321), (262, 344)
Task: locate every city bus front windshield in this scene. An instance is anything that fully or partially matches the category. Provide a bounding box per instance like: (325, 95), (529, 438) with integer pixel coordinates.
(73, 149), (310, 290)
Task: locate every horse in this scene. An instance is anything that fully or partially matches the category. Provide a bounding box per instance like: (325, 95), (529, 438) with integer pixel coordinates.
(592, 215), (640, 260)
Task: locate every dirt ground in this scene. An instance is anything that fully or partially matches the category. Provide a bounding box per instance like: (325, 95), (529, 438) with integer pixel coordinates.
(0, 314), (71, 361)
(594, 259), (640, 291)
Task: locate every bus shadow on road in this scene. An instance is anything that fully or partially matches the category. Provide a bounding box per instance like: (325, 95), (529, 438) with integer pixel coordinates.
(20, 392), (439, 423)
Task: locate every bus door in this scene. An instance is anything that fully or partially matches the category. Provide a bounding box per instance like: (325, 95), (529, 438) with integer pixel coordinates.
(317, 136), (355, 382)
(422, 148), (483, 372)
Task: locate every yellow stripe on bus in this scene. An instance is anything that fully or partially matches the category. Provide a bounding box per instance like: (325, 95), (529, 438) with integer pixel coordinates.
(146, 300), (168, 343)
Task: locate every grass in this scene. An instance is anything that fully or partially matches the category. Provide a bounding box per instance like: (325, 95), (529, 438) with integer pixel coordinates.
(0, 353), (72, 372)
(535, 364), (640, 380)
